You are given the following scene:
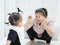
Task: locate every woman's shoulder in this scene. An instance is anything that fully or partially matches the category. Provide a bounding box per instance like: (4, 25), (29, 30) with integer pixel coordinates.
(46, 17), (54, 25)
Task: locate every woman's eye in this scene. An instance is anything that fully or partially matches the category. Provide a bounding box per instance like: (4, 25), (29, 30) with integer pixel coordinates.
(36, 16), (38, 18)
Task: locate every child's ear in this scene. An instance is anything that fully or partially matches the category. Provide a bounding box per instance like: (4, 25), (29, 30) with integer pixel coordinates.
(20, 16), (22, 22)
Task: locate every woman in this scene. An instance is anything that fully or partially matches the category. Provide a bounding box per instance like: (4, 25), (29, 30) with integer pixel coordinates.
(26, 8), (55, 45)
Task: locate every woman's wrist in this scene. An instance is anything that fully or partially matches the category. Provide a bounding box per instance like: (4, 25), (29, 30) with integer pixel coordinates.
(42, 22), (48, 29)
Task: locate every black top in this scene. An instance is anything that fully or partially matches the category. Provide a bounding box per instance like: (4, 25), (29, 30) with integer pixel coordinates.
(7, 29), (21, 45)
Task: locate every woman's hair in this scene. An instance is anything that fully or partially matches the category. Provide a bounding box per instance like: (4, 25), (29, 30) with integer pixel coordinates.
(35, 8), (48, 17)
(8, 12), (22, 25)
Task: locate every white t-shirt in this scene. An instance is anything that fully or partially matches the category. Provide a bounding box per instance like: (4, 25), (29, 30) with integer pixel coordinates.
(9, 25), (25, 45)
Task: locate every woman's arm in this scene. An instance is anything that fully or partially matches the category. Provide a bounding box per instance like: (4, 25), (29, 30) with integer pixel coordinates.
(24, 16), (33, 31)
(6, 40), (11, 45)
(40, 16), (54, 37)
(42, 22), (54, 37)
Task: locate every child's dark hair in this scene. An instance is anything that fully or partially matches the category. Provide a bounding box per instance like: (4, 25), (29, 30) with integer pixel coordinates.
(5, 8), (23, 25)
(35, 8), (48, 17)
(8, 12), (22, 25)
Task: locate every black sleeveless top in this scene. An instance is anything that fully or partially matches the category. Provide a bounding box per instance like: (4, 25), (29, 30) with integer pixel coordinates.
(7, 29), (21, 45)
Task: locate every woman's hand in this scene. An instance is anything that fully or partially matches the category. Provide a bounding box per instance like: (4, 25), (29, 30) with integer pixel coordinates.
(39, 16), (46, 25)
(34, 16), (46, 24)
(39, 16), (54, 37)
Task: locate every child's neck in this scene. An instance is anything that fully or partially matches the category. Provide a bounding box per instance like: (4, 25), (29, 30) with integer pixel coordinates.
(16, 23), (22, 27)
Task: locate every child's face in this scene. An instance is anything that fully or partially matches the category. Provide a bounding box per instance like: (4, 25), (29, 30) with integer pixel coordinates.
(35, 12), (46, 23)
(18, 16), (22, 26)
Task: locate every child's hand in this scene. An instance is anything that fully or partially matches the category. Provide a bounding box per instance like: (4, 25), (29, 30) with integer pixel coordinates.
(28, 16), (32, 19)
(24, 16), (33, 31)
(28, 16), (32, 21)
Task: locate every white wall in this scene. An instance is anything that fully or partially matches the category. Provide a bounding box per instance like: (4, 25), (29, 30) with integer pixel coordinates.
(57, 0), (60, 24)
(0, 0), (59, 39)
(4, 0), (17, 36)
(16, 0), (44, 20)
(16, 0), (58, 22)
(0, 0), (5, 39)
(57, 0), (60, 40)
(0, 0), (17, 39)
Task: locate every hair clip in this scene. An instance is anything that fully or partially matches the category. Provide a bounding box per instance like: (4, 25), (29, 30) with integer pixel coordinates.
(17, 7), (23, 13)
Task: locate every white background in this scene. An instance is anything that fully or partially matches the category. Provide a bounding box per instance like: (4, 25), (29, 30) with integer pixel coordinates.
(0, 0), (60, 40)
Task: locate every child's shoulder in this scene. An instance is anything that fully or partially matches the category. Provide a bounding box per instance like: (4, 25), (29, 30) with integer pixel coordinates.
(9, 29), (17, 34)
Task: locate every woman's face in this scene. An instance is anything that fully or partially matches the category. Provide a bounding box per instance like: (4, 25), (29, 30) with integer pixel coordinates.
(35, 12), (45, 23)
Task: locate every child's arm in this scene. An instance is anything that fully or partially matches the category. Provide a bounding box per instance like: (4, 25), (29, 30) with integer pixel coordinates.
(6, 40), (11, 45)
(24, 16), (32, 31)
(6, 30), (17, 45)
